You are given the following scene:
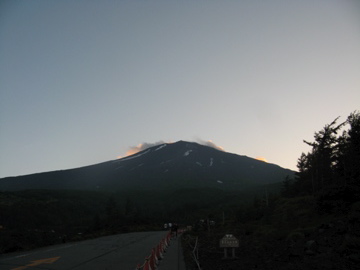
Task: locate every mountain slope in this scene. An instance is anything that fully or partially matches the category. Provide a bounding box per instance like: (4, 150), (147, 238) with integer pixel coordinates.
(0, 141), (295, 191)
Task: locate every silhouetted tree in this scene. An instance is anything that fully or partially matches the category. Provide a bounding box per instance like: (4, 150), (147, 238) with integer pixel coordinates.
(281, 175), (295, 197)
(344, 111), (360, 185)
(92, 214), (102, 231)
(294, 152), (315, 194)
(335, 112), (360, 185)
(294, 111), (360, 197)
(124, 198), (139, 223)
(105, 197), (122, 228)
(305, 117), (345, 189)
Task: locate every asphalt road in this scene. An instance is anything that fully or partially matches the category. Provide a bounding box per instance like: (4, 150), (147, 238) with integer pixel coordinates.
(0, 231), (167, 270)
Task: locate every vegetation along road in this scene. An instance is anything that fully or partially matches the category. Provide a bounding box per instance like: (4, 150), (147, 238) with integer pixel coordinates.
(0, 231), (166, 270)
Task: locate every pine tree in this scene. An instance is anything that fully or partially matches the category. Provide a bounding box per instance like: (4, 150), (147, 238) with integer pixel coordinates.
(302, 117), (345, 191)
(295, 152), (315, 194)
(291, 111), (360, 211)
(342, 111), (360, 185)
(281, 175), (294, 197)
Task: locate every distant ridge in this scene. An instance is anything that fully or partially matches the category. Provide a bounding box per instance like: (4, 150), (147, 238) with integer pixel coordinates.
(0, 141), (295, 191)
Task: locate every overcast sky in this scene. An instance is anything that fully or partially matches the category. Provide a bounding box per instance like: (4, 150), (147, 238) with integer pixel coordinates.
(1, 0), (359, 178)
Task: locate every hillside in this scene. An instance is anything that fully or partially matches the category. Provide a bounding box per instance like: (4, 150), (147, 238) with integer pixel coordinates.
(0, 141), (294, 191)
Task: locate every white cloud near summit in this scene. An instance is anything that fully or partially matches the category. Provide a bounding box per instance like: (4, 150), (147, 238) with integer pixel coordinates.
(118, 139), (224, 158)
(125, 141), (167, 156)
(197, 139), (225, 152)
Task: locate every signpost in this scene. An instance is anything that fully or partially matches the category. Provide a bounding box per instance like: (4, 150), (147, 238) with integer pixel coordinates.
(219, 234), (239, 259)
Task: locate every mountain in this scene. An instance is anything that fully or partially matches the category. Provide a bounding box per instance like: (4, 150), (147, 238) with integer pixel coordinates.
(0, 141), (295, 191)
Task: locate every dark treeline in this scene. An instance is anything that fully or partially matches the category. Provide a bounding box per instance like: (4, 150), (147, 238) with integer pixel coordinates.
(282, 111), (360, 213)
(0, 186), (270, 253)
(0, 189), (158, 253)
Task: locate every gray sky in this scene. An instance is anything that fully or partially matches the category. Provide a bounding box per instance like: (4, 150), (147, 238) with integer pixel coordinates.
(1, 0), (359, 178)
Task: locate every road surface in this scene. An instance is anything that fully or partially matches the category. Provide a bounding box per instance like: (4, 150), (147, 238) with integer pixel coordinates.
(0, 231), (168, 270)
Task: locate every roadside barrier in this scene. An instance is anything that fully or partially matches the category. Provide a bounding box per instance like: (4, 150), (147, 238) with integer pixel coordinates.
(135, 231), (170, 270)
(135, 229), (184, 270)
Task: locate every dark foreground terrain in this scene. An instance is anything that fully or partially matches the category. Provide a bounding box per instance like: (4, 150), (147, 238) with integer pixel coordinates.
(182, 196), (360, 270)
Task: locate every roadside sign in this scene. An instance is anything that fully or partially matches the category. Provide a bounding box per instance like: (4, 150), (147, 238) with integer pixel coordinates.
(219, 234), (239, 248)
(220, 234), (239, 259)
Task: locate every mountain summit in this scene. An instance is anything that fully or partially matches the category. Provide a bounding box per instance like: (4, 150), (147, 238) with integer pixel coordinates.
(0, 141), (294, 191)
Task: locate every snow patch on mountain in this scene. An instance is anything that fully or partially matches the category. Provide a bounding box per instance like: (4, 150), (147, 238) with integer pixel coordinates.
(217, 180), (223, 184)
(184, 150), (193, 156)
(196, 162), (202, 166)
(209, 158), (214, 166)
(155, 144), (167, 151)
